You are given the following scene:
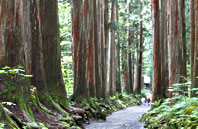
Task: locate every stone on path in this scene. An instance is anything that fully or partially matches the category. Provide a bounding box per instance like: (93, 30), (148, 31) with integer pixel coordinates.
(84, 106), (150, 129)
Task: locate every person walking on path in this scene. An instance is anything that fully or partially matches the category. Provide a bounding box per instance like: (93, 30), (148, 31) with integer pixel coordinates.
(141, 97), (146, 106)
(147, 98), (151, 106)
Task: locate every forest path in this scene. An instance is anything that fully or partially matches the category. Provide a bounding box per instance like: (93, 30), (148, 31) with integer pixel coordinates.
(84, 105), (150, 129)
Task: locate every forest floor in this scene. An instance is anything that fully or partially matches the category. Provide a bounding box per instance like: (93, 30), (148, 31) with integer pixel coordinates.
(84, 105), (150, 129)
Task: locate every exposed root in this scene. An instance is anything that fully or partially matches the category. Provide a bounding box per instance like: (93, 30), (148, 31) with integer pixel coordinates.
(0, 104), (19, 128)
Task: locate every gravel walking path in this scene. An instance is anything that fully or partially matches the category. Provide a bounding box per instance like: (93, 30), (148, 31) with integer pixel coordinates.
(84, 105), (150, 129)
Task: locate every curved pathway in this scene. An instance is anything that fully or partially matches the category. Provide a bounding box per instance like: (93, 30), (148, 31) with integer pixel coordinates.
(84, 105), (150, 129)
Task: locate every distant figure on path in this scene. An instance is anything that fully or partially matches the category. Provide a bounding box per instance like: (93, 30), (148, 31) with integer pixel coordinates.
(147, 98), (151, 106)
(141, 97), (146, 106)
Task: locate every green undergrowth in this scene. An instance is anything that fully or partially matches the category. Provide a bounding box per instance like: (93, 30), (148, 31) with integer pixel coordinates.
(140, 95), (198, 129)
(77, 92), (142, 121)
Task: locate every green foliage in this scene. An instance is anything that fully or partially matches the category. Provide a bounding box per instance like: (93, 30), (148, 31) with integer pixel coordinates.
(0, 123), (5, 129)
(140, 90), (198, 128)
(0, 66), (32, 78)
(79, 93), (141, 120)
(58, 0), (73, 97)
(61, 48), (73, 97)
(0, 66), (32, 99)
(2, 102), (16, 106)
(58, 0), (72, 42)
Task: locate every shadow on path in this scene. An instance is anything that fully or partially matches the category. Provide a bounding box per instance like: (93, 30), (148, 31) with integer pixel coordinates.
(84, 105), (150, 129)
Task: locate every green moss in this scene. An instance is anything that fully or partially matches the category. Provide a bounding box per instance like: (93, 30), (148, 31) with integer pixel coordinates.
(0, 104), (19, 128)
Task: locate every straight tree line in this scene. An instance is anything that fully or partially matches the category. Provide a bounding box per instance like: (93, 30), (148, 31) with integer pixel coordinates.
(152, 0), (198, 101)
(72, 0), (146, 100)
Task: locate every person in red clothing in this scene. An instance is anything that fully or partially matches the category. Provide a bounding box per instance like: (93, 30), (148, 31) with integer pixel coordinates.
(147, 98), (151, 106)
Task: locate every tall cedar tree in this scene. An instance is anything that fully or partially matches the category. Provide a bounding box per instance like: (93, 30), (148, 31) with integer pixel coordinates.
(192, 0), (198, 97)
(0, 0), (68, 120)
(160, 0), (169, 98)
(167, 0), (187, 98)
(152, 0), (163, 101)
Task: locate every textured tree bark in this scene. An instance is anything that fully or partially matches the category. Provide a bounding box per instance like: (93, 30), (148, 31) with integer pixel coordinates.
(72, 0), (89, 98)
(190, 0), (196, 97)
(134, 24), (140, 94)
(127, 3), (132, 93)
(0, 0), (34, 120)
(101, 0), (106, 98)
(160, 0), (169, 98)
(87, 0), (96, 98)
(152, 0), (163, 101)
(41, 0), (68, 107)
(115, 0), (121, 93)
(104, 0), (110, 96)
(109, 0), (116, 96)
(138, 1), (143, 94)
(72, 0), (108, 99)
(0, 0), (68, 118)
(192, 0), (198, 97)
(94, 0), (103, 98)
(122, 36), (128, 92)
(167, 0), (187, 98)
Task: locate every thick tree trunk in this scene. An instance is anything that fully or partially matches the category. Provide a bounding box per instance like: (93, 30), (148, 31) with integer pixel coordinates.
(160, 0), (169, 98)
(72, 0), (108, 99)
(104, 0), (110, 96)
(134, 24), (141, 94)
(109, 0), (116, 96)
(42, 0), (68, 107)
(167, 0), (187, 98)
(152, 0), (163, 101)
(87, 0), (96, 98)
(122, 36), (128, 92)
(190, 1), (195, 81)
(101, 0), (106, 98)
(0, 0), (68, 118)
(115, 0), (121, 93)
(127, 3), (132, 93)
(94, 0), (103, 98)
(192, 0), (198, 97)
(139, 1), (143, 93)
(0, 0), (35, 121)
(72, 0), (89, 98)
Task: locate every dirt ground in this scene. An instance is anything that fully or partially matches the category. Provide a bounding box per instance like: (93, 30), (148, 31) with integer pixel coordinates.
(84, 105), (150, 129)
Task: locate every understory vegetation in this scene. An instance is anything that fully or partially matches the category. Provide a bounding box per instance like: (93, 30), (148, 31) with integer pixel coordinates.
(0, 67), (143, 128)
(140, 83), (198, 129)
(0, 84), (142, 129)
(140, 96), (198, 129)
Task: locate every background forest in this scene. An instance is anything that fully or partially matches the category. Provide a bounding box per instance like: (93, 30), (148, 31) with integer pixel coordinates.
(1, 0), (198, 129)
(59, 0), (153, 98)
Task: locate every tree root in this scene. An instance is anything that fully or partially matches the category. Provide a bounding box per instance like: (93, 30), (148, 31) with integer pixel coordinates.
(0, 104), (19, 128)
(32, 89), (69, 117)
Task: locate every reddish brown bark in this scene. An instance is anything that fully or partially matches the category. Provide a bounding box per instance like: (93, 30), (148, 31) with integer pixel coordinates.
(72, 0), (89, 98)
(87, 0), (96, 97)
(104, 0), (109, 96)
(192, 0), (198, 97)
(152, 0), (163, 101)
(101, 0), (106, 98)
(115, 0), (121, 93)
(42, 0), (68, 107)
(0, 0), (68, 117)
(167, 0), (187, 98)
(127, 3), (132, 93)
(122, 36), (128, 92)
(72, 0), (107, 99)
(160, 0), (169, 98)
(138, 1), (143, 94)
(190, 0), (195, 97)
(109, 0), (116, 95)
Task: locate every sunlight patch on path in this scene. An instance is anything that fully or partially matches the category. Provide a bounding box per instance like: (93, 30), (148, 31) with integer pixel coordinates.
(84, 106), (150, 129)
